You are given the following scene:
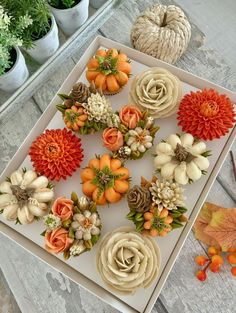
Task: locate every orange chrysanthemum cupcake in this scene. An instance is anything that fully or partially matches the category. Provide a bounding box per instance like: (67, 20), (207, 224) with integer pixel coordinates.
(29, 128), (84, 181)
(177, 89), (235, 140)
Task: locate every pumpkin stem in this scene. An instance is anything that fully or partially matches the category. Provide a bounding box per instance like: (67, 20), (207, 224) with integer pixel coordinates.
(173, 143), (195, 163)
(10, 185), (34, 206)
(161, 12), (168, 27)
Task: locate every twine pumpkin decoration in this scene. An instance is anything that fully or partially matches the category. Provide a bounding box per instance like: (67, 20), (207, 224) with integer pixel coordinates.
(131, 4), (191, 64)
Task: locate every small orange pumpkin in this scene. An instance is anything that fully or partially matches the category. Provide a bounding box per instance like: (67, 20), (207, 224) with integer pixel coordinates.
(80, 154), (130, 205)
(86, 48), (131, 94)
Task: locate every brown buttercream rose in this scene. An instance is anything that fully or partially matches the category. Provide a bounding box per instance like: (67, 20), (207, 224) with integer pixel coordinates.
(127, 185), (152, 212)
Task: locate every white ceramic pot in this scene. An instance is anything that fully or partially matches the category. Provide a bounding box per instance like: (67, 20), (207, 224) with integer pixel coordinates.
(90, 0), (107, 9)
(25, 15), (59, 64)
(49, 0), (89, 36)
(0, 47), (29, 92)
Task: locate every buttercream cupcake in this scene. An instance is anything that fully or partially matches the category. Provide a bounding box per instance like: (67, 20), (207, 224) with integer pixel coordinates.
(129, 67), (182, 118)
(96, 227), (161, 295)
(0, 168), (54, 224)
(126, 176), (188, 237)
(102, 105), (159, 160)
(177, 88), (235, 140)
(43, 193), (102, 259)
(29, 128), (84, 181)
(56, 84), (114, 135)
(154, 133), (211, 184)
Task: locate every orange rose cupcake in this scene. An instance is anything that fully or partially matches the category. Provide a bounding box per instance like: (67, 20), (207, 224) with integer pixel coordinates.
(52, 197), (73, 221)
(42, 193), (102, 259)
(102, 128), (124, 151)
(119, 105), (142, 129)
(102, 105), (159, 160)
(45, 228), (73, 253)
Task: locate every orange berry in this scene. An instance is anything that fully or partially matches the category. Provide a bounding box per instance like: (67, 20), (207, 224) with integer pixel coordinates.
(196, 270), (207, 281)
(159, 209), (168, 218)
(208, 246), (219, 256)
(141, 230), (150, 237)
(231, 267), (236, 276)
(228, 247), (236, 253)
(159, 230), (168, 237)
(143, 212), (153, 221)
(227, 254), (236, 265)
(143, 221), (152, 230)
(165, 215), (173, 224)
(209, 262), (220, 273)
(195, 255), (208, 266)
(211, 255), (224, 266)
(150, 229), (158, 237)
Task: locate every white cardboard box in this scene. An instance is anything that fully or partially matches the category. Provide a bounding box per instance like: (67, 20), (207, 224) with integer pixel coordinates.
(0, 36), (235, 313)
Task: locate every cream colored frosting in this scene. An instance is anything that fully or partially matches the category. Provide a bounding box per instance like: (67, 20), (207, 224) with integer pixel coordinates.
(96, 227), (161, 295)
(0, 169), (54, 224)
(154, 133), (210, 185)
(129, 67), (182, 119)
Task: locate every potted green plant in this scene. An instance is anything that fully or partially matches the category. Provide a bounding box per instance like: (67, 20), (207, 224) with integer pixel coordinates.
(2, 0), (59, 64)
(0, 5), (31, 92)
(48, 0), (89, 36)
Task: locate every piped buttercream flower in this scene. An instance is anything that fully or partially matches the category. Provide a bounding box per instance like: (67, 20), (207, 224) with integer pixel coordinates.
(119, 105), (142, 129)
(52, 197), (73, 221)
(102, 127), (124, 151)
(29, 128), (84, 181)
(96, 227), (161, 295)
(72, 210), (101, 241)
(177, 89), (235, 140)
(129, 67), (182, 118)
(45, 227), (73, 253)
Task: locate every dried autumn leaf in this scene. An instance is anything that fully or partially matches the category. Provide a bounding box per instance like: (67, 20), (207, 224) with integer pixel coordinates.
(194, 202), (220, 248)
(204, 208), (236, 252)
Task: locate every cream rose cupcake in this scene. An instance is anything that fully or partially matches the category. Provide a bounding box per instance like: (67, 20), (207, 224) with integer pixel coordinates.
(96, 227), (161, 295)
(129, 67), (182, 118)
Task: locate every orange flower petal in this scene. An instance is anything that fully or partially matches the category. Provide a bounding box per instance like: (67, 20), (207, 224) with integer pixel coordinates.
(177, 89), (235, 140)
(29, 128), (84, 180)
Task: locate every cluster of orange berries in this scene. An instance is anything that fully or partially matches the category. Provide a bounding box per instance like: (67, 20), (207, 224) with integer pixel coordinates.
(195, 246), (236, 281)
(64, 105), (88, 131)
(142, 208), (173, 237)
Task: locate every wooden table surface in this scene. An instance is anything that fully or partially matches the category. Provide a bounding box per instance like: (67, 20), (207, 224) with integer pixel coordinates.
(0, 0), (235, 312)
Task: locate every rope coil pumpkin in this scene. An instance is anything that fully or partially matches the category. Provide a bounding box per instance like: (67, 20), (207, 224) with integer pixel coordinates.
(131, 4), (191, 64)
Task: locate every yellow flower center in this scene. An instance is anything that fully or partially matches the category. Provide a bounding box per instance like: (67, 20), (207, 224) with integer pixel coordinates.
(200, 100), (219, 117)
(83, 217), (92, 229)
(45, 143), (61, 158)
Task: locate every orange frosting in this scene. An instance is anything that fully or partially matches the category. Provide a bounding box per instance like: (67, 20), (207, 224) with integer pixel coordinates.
(52, 197), (73, 221)
(177, 89), (235, 140)
(119, 105), (142, 129)
(29, 128), (84, 181)
(102, 128), (124, 151)
(45, 227), (73, 253)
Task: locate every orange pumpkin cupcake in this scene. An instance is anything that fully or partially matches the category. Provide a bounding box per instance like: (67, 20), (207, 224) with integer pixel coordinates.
(86, 48), (131, 95)
(80, 154), (130, 205)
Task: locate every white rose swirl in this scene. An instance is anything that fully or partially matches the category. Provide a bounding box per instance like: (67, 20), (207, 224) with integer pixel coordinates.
(129, 67), (182, 119)
(96, 227), (161, 295)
